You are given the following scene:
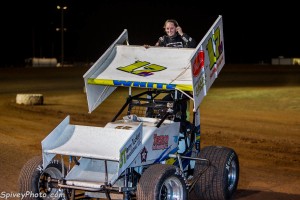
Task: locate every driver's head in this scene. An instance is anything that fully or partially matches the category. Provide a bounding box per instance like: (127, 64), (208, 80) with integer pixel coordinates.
(163, 19), (179, 37)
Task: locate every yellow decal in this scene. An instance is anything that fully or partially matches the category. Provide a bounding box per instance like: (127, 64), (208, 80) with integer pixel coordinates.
(117, 61), (166, 77)
(165, 157), (176, 165)
(206, 26), (222, 70)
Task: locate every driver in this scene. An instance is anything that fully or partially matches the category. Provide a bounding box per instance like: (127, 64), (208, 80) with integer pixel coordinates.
(155, 19), (197, 48)
(145, 19), (196, 123)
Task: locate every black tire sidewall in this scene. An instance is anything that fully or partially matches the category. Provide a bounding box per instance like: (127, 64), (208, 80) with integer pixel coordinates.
(137, 164), (188, 200)
(193, 146), (239, 200)
(38, 160), (67, 200)
(223, 149), (239, 198)
(19, 157), (67, 200)
(155, 166), (187, 199)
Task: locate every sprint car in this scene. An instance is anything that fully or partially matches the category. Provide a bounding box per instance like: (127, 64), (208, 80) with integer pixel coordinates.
(18, 15), (239, 200)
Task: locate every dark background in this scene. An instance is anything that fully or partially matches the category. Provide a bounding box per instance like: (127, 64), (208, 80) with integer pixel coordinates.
(1, 0), (298, 67)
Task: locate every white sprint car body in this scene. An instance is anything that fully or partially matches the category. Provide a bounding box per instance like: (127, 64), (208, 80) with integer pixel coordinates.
(19, 15), (239, 200)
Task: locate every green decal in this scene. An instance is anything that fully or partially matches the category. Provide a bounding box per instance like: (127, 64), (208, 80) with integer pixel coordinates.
(119, 148), (126, 168)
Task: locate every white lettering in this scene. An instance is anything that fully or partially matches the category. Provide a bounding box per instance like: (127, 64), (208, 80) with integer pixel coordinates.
(0, 191), (66, 199)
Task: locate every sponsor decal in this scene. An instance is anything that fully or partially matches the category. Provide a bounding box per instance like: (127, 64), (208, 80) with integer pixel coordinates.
(152, 134), (169, 150)
(113, 80), (176, 90)
(87, 78), (178, 90)
(192, 50), (204, 77)
(140, 146), (148, 163)
(119, 131), (142, 168)
(194, 70), (206, 96)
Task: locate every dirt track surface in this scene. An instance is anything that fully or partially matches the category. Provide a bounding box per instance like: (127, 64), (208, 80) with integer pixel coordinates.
(0, 65), (299, 200)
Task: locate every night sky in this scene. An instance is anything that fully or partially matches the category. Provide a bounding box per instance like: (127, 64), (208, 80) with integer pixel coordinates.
(1, 1), (299, 67)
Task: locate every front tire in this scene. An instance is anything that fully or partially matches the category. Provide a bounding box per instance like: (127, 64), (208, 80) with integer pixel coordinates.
(137, 164), (188, 200)
(192, 146), (239, 200)
(18, 156), (68, 200)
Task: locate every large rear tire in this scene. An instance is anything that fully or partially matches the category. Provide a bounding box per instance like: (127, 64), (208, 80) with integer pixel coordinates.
(18, 156), (69, 200)
(136, 164), (188, 200)
(192, 146), (239, 200)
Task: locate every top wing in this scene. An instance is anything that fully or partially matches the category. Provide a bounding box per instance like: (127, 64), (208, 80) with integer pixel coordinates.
(88, 45), (194, 91)
(84, 16), (225, 113)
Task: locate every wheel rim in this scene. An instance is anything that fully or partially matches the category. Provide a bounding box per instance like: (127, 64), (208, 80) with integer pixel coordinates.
(38, 167), (65, 199)
(159, 176), (184, 200)
(227, 159), (237, 191)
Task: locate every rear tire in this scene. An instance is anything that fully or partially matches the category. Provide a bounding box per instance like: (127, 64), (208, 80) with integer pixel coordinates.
(137, 164), (188, 200)
(192, 146), (239, 200)
(18, 156), (68, 200)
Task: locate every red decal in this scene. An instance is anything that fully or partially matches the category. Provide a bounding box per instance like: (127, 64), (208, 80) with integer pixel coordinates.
(192, 50), (204, 77)
(152, 134), (169, 150)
